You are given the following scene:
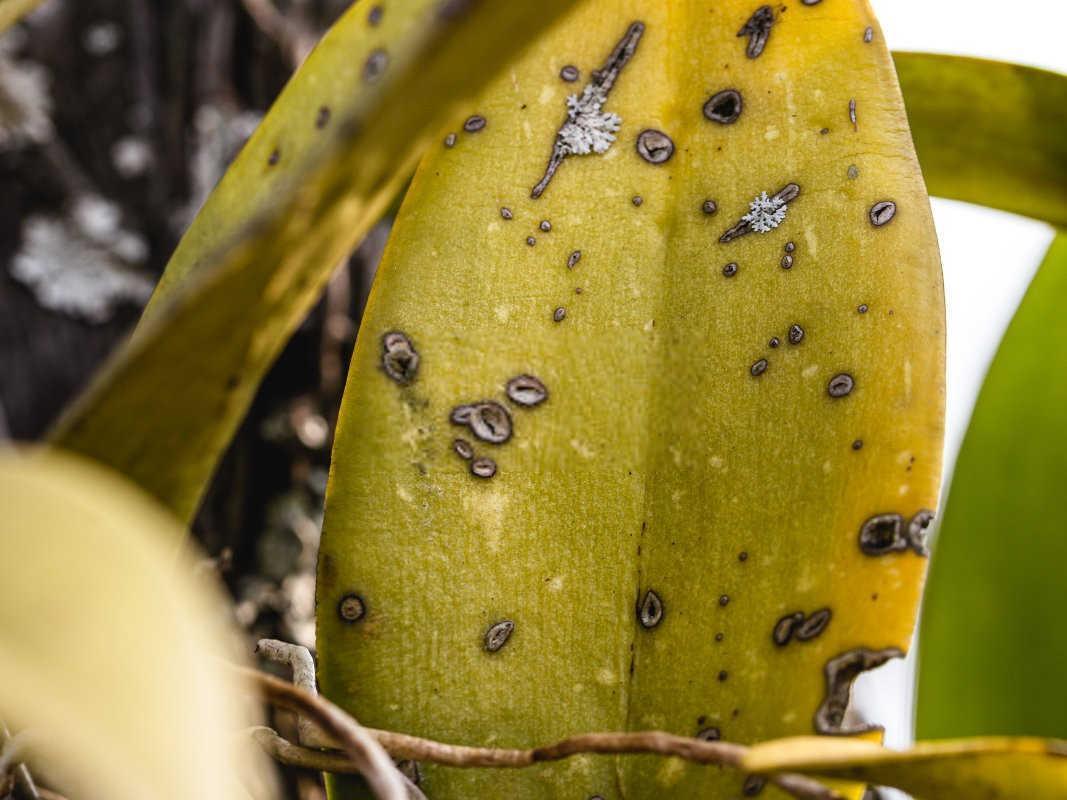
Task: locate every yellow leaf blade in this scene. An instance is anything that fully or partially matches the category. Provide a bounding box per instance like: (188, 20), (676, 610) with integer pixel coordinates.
(0, 0), (43, 32)
(50, 0), (578, 524)
(317, 2), (944, 797)
(743, 736), (1067, 800)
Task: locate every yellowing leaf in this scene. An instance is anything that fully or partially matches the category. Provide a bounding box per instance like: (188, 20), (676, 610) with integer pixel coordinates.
(743, 735), (1067, 800)
(0, 448), (276, 800)
(50, 0), (578, 524)
(0, 0), (43, 32)
(895, 52), (1067, 226)
(317, 2), (943, 798)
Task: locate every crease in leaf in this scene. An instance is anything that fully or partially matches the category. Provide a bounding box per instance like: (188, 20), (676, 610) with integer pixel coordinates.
(743, 735), (1067, 800)
(48, 0), (578, 524)
(917, 232), (1067, 740)
(0, 448), (276, 800)
(316, 1), (944, 797)
(895, 52), (1067, 226)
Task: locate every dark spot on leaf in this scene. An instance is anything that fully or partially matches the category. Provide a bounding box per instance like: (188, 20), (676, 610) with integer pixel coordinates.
(506, 375), (549, 407)
(636, 129), (675, 164)
(815, 647), (903, 734)
(485, 620), (514, 652)
(828, 373), (855, 398)
(338, 593), (366, 623)
(381, 331), (419, 385)
(638, 590), (664, 629)
(703, 89), (743, 124)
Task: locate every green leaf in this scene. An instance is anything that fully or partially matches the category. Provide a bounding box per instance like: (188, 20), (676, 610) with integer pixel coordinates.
(895, 52), (1067, 226)
(0, 0), (43, 32)
(49, 0), (578, 524)
(742, 735), (1067, 800)
(0, 448), (275, 800)
(917, 232), (1067, 739)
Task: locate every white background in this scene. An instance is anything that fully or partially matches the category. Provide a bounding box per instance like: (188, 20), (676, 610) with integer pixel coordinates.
(854, 0), (1065, 752)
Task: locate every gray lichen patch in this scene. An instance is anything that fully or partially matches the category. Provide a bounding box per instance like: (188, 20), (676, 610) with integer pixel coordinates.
(738, 5), (775, 59)
(720, 183), (800, 243)
(531, 21), (645, 198)
(814, 647), (904, 734)
(381, 331), (420, 385)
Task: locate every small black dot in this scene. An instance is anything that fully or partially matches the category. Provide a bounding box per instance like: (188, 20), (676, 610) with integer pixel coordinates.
(738, 551), (748, 562)
(718, 594), (730, 607)
(718, 670), (729, 682)
(852, 439), (864, 451)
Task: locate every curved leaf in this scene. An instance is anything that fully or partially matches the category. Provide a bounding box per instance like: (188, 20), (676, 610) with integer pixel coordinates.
(50, 0), (578, 523)
(743, 735), (1067, 800)
(317, 2), (944, 798)
(895, 52), (1067, 226)
(0, 0), (43, 32)
(917, 232), (1067, 739)
(0, 448), (275, 800)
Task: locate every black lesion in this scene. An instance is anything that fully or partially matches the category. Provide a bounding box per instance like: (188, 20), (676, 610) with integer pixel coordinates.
(814, 647), (903, 734)
(738, 5), (775, 59)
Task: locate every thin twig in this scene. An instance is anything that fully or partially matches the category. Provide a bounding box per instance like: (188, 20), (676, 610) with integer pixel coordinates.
(255, 639), (327, 748)
(239, 0), (317, 67)
(237, 665), (842, 800)
(235, 667), (407, 800)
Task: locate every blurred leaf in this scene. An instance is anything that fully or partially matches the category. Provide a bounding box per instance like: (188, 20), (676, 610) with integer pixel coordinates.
(895, 53), (1067, 226)
(743, 735), (1067, 800)
(0, 0), (43, 32)
(0, 448), (276, 800)
(50, 0), (578, 524)
(917, 232), (1067, 739)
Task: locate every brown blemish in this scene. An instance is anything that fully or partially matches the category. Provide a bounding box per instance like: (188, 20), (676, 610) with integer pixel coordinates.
(363, 48), (389, 83)
(470, 457), (498, 479)
(750, 358), (768, 377)
(636, 129), (674, 164)
(870, 200), (897, 227)
(858, 513), (907, 556)
(381, 331), (419, 385)
(738, 5), (775, 59)
(506, 374), (549, 407)
(560, 65), (580, 82)
(722, 262), (738, 277)
(815, 647), (904, 734)
(703, 89), (743, 124)
(464, 114), (487, 133)
(638, 590), (664, 629)
(828, 373), (855, 398)
(451, 401), (512, 444)
(338, 593), (366, 623)
(485, 620), (514, 652)
(453, 438), (474, 460)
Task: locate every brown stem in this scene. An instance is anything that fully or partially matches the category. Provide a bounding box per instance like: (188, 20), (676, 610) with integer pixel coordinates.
(237, 664), (843, 800)
(236, 668), (407, 800)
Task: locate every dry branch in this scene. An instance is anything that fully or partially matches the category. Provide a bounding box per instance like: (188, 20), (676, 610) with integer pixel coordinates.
(237, 666), (843, 800)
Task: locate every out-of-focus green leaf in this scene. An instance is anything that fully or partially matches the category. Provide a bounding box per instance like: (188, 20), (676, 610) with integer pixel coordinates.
(895, 53), (1067, 226)
(743, 735), (1067, 800)
(917, 232), (1067, 739)
(0, 0), (43, 32)
(50, 0), (578, 524)
(0, 448), (276, 800)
